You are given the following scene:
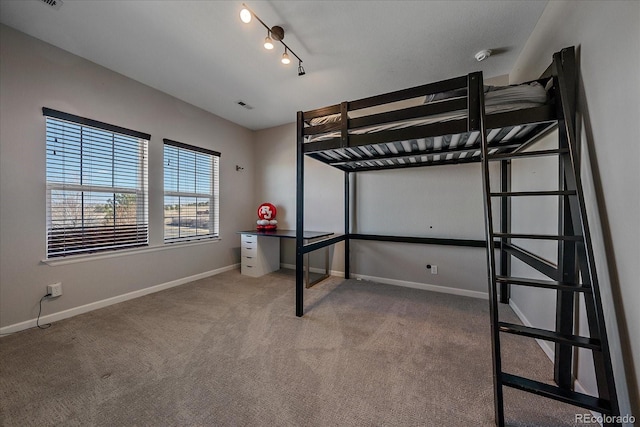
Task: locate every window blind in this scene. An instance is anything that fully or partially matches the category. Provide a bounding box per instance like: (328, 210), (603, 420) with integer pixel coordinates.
(163, 139), (220, 243)
(44, 108), (149, 257)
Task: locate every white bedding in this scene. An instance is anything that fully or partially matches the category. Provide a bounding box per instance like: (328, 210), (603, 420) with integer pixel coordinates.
(306, 82), (547, 142)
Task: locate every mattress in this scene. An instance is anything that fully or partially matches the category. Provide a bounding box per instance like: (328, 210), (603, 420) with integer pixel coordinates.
(305, 81), (548, 143)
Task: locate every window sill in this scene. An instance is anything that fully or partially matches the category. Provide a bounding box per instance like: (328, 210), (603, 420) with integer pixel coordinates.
(41, 237), (222, 266)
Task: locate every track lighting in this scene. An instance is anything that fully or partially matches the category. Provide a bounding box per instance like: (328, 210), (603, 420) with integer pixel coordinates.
(240, 3), (305, 76)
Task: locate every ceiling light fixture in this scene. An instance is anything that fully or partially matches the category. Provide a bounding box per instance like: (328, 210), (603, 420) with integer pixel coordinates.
(240, 3), (305, 76)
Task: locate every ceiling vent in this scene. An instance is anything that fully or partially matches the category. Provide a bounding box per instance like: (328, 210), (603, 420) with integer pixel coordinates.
(236, 101), (254, 110)
(40, 0), (63, 10)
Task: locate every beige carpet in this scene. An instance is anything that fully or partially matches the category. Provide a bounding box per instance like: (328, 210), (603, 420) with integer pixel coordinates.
(0, 269), (595, 426)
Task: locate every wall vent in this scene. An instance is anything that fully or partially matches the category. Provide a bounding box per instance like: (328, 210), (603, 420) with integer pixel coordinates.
(40, 0), (63, 10)
(236, 101), (253, 110)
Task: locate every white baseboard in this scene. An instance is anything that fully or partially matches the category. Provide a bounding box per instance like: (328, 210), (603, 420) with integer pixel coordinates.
(280, 264), (488, 300)
(0, 264), (239, 336)
(352, 273), (489, 300)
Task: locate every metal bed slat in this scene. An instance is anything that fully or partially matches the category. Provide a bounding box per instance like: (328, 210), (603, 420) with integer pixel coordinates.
(349, 153), (485, 172)
(487, 128), (501, 143)
(392, 141), (404, 154)
(450, 134), (461, 148)
(492, 127), (513, 144)
(501, 126), (521, 141)
(328, 141), (523, 168)
(442, 134), (452, 150)
(432, 136), (442, 150)
(302, 102), (558, 173)
(425, 137), (434, 150)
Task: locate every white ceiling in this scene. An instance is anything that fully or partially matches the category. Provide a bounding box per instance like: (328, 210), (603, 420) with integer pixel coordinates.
(0, 0), (548, 131)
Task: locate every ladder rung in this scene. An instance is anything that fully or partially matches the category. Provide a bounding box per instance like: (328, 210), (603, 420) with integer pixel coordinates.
(501, 373), (612, 414)
(494, 232), (582, 241)
(487, 148), (569, 161)
(498, 322), (601, 350)
(490, 190), (576, 197)
(496, 276), (591, 293)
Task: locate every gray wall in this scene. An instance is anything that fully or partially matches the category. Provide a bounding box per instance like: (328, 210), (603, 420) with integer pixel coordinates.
(0, 25), (255, 330)
(253, 123), (346, 275)
(508, 1), (639, 418)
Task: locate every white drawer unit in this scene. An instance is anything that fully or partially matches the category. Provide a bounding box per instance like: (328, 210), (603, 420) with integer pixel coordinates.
(240, 233), (280, 277)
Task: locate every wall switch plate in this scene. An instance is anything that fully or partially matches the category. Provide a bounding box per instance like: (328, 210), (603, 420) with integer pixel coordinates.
(431, 265), (438, 274)
(47, 282), (63, 297)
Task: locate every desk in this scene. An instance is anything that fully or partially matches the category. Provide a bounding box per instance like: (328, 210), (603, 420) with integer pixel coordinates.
(237, 229), (334, 287)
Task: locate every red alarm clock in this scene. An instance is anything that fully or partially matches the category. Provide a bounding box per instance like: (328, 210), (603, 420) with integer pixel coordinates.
(256, 203), (278, 230)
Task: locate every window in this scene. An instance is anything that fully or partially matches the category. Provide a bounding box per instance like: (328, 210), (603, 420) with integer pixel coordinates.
(163, 139), (220, 243)
(44, 108), (149, 258)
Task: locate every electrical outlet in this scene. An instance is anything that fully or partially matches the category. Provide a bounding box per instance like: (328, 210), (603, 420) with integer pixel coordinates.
(431, 265), (438, 275)
(47, 282), (63, 297)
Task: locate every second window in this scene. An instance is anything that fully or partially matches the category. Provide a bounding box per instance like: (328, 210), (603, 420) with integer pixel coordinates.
(163, 139), (220, 243)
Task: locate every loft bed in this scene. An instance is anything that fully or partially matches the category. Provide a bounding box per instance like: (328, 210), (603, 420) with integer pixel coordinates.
(294, 47), (621, 426)
(295, 66), (560, 310)
(301, 77), (556, 171)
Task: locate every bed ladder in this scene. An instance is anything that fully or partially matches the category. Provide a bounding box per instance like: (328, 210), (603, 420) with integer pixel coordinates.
(477, 47), (620, 426)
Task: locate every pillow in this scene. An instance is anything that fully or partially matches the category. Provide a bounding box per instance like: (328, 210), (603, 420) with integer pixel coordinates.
(424, 85), (493, 104)
(485, 82), (547, 105)
(308, 113), (341, 126)
(425, 82), (547, 105)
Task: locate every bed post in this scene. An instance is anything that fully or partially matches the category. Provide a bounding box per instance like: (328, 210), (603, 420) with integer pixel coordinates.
(296, 111), (305, 317)
(554, 47), (620, 417)
(474, 70), (505, 427)
(344, 171), (350, 279)
(341, 100), (350, 280)
(554, 59), (577, 387)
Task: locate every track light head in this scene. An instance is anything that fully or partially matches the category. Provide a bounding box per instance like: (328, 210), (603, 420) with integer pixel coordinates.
(240, 7), (252, 24)
(298, 62), (306, 76)
(264, 32), (274, 50)
(281, 49), (291, 65)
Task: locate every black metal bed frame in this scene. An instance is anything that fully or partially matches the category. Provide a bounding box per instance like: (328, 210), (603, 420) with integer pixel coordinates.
(295, 47), (620, 426)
